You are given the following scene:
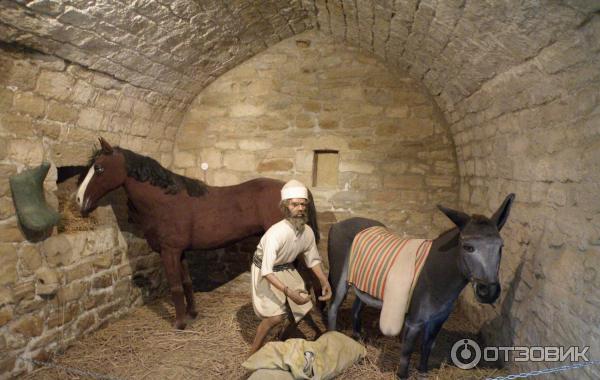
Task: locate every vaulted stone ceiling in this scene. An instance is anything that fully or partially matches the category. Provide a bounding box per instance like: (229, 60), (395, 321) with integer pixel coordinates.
(1, 0), (597, 115)
(0, 0), (314, 102)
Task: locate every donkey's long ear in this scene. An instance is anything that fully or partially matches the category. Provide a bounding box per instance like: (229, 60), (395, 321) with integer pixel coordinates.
(437, 205), (470, 230)
(99, 137), (113, 154)
(491, 193), (515, 231)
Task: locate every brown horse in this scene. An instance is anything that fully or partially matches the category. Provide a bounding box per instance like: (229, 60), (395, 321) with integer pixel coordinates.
(76, 138), (320, 329)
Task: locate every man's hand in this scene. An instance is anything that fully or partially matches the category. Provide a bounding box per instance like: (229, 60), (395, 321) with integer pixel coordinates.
(285, 287), (311, 305)
(318, 281), (332, 301)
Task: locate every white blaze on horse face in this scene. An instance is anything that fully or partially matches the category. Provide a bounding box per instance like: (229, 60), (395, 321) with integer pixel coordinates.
(76, 166), (95, 208)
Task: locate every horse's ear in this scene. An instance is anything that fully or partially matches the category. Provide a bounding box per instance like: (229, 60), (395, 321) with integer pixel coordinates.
(437, 205), (470, 230)
(99, 137), (113, 154)
(491, 193), (515, 231)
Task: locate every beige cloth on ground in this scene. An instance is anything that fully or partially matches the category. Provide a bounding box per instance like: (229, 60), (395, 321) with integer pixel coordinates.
(243, 331), (366, 380)
(252, 220), (321, 322)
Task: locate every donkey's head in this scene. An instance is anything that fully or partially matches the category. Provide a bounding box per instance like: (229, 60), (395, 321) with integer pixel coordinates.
(76, 137), (127, 216)
(438, 194), (515, 304)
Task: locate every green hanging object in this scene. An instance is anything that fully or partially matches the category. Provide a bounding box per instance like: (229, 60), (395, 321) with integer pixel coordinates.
(9, 162), (60, 241)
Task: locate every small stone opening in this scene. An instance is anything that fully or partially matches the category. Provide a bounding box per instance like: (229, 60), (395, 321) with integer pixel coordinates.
(312, 150), (339, 188)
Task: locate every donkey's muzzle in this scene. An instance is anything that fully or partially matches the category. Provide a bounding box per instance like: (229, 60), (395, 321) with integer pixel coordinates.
(474, 282), (501, 304)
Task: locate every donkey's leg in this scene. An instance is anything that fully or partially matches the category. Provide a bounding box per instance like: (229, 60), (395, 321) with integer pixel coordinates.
(161, 248), (187, 330)
(327, 280), (348, 331)
(397, 321), (422, 380)
(351, 297), (365, 341)
(180, 254), (197, 320)
(418, 312), (450, 374)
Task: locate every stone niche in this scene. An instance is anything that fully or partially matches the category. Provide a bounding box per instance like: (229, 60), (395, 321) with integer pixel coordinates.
(174, 30), (460, 238)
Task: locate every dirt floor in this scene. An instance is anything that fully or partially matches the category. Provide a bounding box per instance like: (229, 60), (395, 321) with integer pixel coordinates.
(21, 271), (507, 380)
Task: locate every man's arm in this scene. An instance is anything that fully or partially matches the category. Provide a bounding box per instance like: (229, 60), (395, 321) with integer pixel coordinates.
(309, 264), (332, 301)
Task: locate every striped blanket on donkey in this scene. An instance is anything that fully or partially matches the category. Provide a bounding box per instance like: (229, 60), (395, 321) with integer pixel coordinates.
(348, 226), (433, 336)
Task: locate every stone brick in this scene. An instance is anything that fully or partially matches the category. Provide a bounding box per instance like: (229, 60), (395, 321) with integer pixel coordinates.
(384, 174), (425, 189)
(37, 71), (74, 101)
(13, 93), (46, 118)
(46, 302), (79, 328)
(47, 101), (79, 123)
(11, 314), (44, 337)
(13, 280), (35, 303)
(257, 159), (293, 172)
(174, 150), (196, 168)
(65, 262), (94, 283)
(56, 281), (88, 303)
(42, 235), (73, 266)
(7, 139), (45, 167)
(223, 152), (257, 171)
(0, 113), (34, 137)
(0, 306), (13, 327)
(92, 272), (113, 289)
(19, 244), (42, 276)
(76, 312), (96, 332)
(0, 243), (19, 286)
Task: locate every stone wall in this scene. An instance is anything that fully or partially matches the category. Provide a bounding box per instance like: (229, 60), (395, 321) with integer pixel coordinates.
(174, 30), (459, 237)
(0, 45), (182, 377)
(449, 16), (600, 376)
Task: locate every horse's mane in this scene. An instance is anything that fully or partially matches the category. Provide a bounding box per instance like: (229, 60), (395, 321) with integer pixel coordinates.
(89, 147), (208, 197)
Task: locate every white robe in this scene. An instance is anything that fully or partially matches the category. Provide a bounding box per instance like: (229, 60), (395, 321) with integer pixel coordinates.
(251, 220), (321, 322)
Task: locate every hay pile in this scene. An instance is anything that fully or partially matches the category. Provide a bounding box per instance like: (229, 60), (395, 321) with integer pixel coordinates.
(23, 273), (507, 380)
(56, 177), (97, 233)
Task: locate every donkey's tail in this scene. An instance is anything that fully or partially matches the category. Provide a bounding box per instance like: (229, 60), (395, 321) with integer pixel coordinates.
(307, 189), (320, 244)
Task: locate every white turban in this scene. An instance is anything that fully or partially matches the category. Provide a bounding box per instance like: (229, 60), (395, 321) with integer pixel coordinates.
(281, 179), (308, 200)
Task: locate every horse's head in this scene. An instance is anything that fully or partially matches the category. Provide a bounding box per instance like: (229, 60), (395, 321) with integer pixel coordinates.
(76, 138), (127, 216)
(438, 194), (515, 304)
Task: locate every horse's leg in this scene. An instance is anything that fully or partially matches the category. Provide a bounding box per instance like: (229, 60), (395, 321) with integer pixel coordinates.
(180, 253), (197, 320)
(351, 297), (365, 341)
(160, 248), (187, 330)
(397, 321), (422, 380)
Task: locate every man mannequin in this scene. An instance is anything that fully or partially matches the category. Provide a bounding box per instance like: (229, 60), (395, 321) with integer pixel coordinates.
(249, 180), (332, 355)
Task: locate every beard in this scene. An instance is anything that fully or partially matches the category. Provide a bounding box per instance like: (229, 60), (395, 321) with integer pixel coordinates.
(282, 203), (308, 233)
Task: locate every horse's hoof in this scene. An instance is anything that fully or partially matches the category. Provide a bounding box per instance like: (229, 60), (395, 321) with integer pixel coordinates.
(186, 310), (198, 320)
(174, 320), (187, 330)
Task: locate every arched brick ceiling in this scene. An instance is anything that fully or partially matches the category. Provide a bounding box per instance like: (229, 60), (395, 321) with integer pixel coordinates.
(0, 0), (597, 113)
(312, 0), (597, 121)
(0, 0), (314, 102)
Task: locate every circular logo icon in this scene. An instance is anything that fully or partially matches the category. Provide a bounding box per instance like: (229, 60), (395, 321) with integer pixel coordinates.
(451, 339), (482, 369)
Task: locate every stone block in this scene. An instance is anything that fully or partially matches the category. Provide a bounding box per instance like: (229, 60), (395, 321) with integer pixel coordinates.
(13, 280), (35, 303)
(257, 159), (293, 172)
(19, 244), (42, 276)
(0, 306), (13, 327)
(173, 150), (196, 168)
(46, 302), (79, 328)
(7, 139), (44, 166)
(223, 151), (257, 171)
(0, 113), (34, 137)
(0, 243), (18, 286)
(13, 93), (46, 118)
(76, 312), (96, 332)
(37, 71), (74, 101)
(65, 262), (93, 283)
(56, 281), (88, 303)
(42, 234), (73, 266)
(11, 314), (44, 338)
(92, 273), (113, 289)
(384, 174), (424, 189)
(35, 267), (60, 297)
(339, 160), (375, 174)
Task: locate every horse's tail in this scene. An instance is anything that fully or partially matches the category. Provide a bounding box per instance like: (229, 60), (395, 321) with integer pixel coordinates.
(307, 189), (320, 244)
